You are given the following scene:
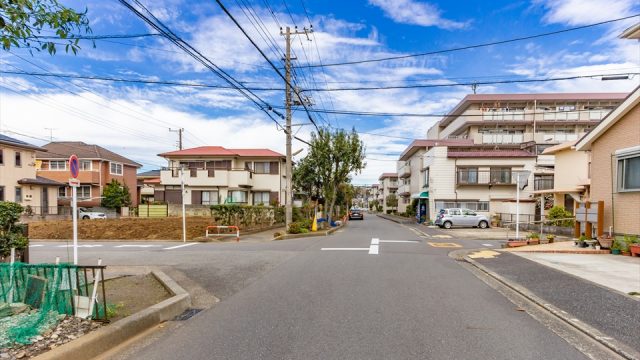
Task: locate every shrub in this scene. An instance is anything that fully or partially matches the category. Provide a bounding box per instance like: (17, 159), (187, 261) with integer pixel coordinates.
(288, 219), (312, 234)
(0, 202), (28, 257)
(528, 232), (540, 239)
(546, 206), (574, 227)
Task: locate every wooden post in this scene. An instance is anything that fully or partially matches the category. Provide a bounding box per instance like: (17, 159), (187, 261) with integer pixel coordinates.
(574, 201), (580, 238)
(596, 200), (604, 237)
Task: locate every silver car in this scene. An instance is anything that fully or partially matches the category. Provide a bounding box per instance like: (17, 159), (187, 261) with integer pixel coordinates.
(435, 208), (489, 229)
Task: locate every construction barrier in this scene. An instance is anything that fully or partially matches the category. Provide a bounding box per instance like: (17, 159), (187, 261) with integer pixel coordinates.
(205, 226), (240, 242)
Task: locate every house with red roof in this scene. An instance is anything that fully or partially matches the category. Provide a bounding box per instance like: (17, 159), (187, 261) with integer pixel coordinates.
(157, 146), (285, 206)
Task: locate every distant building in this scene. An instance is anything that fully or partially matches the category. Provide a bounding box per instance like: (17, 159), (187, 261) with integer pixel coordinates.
(136, 169), (161, 204)
(378, 173), (399, 213)
(0, 134), (61, 215)
(36, 142), (142, 207)
(157, 146), (285, 206)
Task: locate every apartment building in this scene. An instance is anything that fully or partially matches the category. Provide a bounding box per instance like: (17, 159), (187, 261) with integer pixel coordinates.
(378, 173), (399, 213)
(0, 134), (61, 214)
(157, 146), (285, 206)
(422, 146), (538, 221)
(36, 142), (142, 207)
(576, 86), (640, 235)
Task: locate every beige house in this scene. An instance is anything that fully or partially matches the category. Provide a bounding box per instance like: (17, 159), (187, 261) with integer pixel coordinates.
(576, 86), (640, 236)
(158, 146), (285, 206)
(534, 141), (590, 214)
(378, 173), (399, 213)
(0, 134), (61, 215)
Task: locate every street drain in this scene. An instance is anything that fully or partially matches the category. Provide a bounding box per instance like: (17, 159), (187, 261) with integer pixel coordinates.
(174, 308), (203, 321)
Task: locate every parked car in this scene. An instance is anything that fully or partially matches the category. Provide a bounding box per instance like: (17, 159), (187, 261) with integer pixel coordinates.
(78, 207), (107, 220)
(435, 208), (489, 229)
(349, 207), (364, 220)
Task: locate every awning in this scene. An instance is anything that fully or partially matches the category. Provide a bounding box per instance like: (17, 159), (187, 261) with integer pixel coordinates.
(411, 191), (429, 199)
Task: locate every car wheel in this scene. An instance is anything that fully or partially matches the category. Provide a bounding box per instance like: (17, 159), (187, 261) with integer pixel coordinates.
(82, 215), (90, 220)
(443, 221), (452, 229)
(479, 220), (489, 229)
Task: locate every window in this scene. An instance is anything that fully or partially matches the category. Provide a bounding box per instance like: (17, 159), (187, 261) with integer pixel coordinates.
(58, 187), (67, 198)
(254, 162), (271, 174)
(0, 186), (4, 201)
(457, 168), (478, 184)
(423, 168), (429, 188)
(0, 149), (3, 165)
(201, 191), (219, 205)
(78, 185), (91, 199)
(15, 187), (22, 202)
(617, 150), (640, 191)
(49, 160), (67, 170)
(80, 160), (92, 171)
(435, 201), (489, 212)
(229, 190), (247, 203)
(15, 152), (21, 167)
(110, 162), (123, 175)
(490, 167), (512, 184)
(253, 191), (270, 205)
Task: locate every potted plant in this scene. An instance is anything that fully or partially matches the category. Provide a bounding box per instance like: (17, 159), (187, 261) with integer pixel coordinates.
(597, 234), (614, 249)
(576, 235), (588, 248)
(527, 232), (540, 245)
(546, 234), (555, 243)
(611, 240), (621, 255)
(628, 235), (640, 257)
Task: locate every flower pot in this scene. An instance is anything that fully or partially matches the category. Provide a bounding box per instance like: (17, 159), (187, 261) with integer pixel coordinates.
(507, 240), (528, 247)
(611, 249), (621, 255)
(621, 251), (631, 256)
(595, 245), (601, 251)
(528, 238), (540, 245)
(630, 244), (640, 257)
(598, 237), (613, 249)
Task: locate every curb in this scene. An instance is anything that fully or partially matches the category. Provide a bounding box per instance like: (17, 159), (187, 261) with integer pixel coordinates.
(33, 270), (191, 360)
(273, 223), (345, 240)
(462, 253), (640, 360)
(376, 214), (414, 224)
(194, 224), (285, 242)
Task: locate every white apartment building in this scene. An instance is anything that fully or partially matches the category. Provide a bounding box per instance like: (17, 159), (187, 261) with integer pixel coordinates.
(157, 146), (285, 206)
(378, 173), (399, 213)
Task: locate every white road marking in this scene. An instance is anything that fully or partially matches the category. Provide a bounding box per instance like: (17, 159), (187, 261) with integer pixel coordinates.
(114, 245), (159, 248)
(321, 248), (369, 251)
(57, 244), (103, 248)
(432, 235), (452, 239)
(482, 243), (493, 247)
(29, 244), (44, 248)
(379, 240), (420, 243)
(368, 244), (379, 255)
(163, 243), (198, 250)
(371, 238), (379, 245)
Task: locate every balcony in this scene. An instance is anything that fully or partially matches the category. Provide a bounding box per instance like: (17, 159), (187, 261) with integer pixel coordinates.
(387, 182), (399, 189)
(456, 169), (525, 187)
(398, 184), (411, 196)
(482, 111), (526, 121)
(480, 133), (524, 144)
(398, 164), (411, 178)
(160, 168), (253, 187)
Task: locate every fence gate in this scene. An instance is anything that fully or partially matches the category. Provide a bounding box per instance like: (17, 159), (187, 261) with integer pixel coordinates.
(138, 204), (168, 217)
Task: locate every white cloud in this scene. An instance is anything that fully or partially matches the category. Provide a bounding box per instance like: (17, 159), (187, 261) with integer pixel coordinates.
(535, 0), (637, 26)
(368, 0), (470, 30)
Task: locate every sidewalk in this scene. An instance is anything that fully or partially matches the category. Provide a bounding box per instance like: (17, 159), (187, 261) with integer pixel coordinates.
(470, 251), (640, 356)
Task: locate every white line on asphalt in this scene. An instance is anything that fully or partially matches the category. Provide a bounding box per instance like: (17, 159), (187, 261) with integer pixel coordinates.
(371, 238), (379, 245)
(114, 245), (159, 248)
(379, 240), (420, 243)
(482, 243), (493, 247)
(163, 243), (198, 250)
(57, 244), (103, 248)
(321, 248), (369, 251)
(29, 244), (44, 248)
(369, 238), (379, 255)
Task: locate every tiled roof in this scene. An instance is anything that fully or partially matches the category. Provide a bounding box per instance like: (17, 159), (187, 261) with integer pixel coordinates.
(0, 134), (45, 151)
(17, 176), (64, 186)
(447, 150), (536, 158)
(137, 169), (161, 177)
(378, 172), (398, 180)
(36, 142), (142, 167)
(159, 146), (285, 158)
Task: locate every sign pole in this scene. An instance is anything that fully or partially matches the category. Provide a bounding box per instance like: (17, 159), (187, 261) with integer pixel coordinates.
(72, 184), (78, 264)
(516, 176), (520, 240)
(180, 167), (186, 243)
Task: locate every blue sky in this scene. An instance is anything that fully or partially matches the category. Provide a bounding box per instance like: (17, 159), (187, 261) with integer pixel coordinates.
(1, 0), (639, 183)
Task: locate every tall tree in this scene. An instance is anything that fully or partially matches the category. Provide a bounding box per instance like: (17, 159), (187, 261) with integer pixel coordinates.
(386, 194), (398, 212)
(1, 0), (91, 54)
(296, 128), (365, 223)
(101, 179), (132, 210)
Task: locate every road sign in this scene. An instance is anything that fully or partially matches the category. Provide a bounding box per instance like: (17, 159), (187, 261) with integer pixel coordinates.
(69, 154), (79, 178)
(69, 178), (80, 187)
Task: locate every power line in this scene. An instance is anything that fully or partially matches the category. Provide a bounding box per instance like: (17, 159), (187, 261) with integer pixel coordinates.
(32, 33), (161, 40)
(293, 14), (640, 68)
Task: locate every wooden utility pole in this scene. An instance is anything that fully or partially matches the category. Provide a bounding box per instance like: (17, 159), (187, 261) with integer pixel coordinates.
(281, 26), (312, 228)
(170, 128), (184, 150)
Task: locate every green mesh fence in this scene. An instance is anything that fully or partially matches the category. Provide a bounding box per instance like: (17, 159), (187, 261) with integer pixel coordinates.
(0, 263), (80, 347)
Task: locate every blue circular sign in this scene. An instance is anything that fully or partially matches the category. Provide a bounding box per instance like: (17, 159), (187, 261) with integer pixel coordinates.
(69, 155), (79, 178)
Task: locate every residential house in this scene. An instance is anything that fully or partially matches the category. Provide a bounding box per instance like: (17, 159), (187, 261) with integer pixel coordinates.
(422, 146), (538, 222)
(136, 169), (161, 204)
(0, 134), (61, 214)
(157, 146), (285, 206)
(576, 86), (640, 236)
(36, 142), (142, 207)
(378, 173), (399, 213)
(533, 140), (590, 214)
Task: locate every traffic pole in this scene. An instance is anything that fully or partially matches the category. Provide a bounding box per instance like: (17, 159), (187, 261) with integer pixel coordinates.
(72, 183), (78, 264)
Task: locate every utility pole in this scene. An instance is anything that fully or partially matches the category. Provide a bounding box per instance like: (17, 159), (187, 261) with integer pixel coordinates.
(169, 128), (184, 150)
(281, 26), (312, 228)
(44, 128), (56, 141)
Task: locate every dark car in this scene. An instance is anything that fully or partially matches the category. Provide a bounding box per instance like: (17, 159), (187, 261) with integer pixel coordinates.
(349, 207), (364, 220)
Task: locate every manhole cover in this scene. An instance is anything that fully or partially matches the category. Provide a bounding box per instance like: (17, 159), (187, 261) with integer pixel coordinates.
(174, 308), (203, 321)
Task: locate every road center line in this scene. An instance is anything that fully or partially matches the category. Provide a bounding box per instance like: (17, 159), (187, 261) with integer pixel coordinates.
(29, 244), (44, 248)
(321, 248), (369, 251)
(482, 243), (493, 247)
(371, 238), (379, 245)
(114, 245), (159, 248)
(163, 243), (198, 250)
(369, 238), (379, 255)
(379, 240), (420, 243)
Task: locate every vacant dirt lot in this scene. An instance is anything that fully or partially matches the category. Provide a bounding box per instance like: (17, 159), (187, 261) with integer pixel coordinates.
(28, 217), (222, 240)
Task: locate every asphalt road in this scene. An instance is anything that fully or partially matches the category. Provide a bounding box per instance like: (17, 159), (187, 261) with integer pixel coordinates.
(32, 216), (595, 360)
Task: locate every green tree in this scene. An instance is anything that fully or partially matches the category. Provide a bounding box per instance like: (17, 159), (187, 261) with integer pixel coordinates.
(1, 0), (92, 54)
(295, 128), (365, 223)
(0, 201), (28, 257)
(386, 194), (398, 212)
(101, 179), (132, 209)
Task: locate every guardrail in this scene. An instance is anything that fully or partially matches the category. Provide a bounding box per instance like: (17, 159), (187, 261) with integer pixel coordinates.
(205, 226), (240, 242)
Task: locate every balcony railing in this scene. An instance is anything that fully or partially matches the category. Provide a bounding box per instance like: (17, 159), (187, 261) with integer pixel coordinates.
(398, 164), (411, 178)
(534, 176), (554, 191)
(456, 169), (525, 186)
(481, 133), (524, 144)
